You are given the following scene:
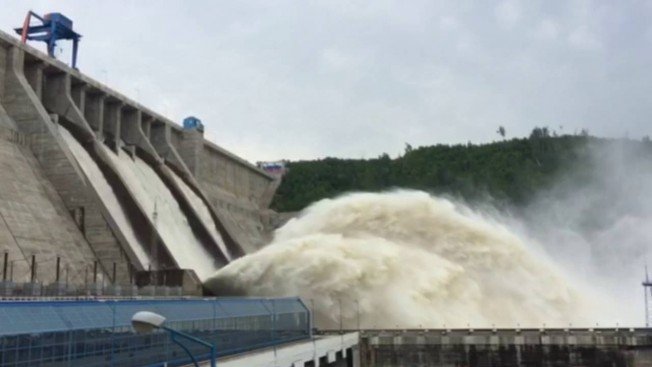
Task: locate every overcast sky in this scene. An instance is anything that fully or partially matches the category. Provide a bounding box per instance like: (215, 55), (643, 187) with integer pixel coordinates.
(2, 1), (652, 162)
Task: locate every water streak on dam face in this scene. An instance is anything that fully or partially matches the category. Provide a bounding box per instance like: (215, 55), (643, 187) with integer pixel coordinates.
(168, 172), (231, 261)
(207, 190), (614, 329)
(59, 123), (220, 280)
(58, 126), (152, 268)
(100, 143), (218, 281)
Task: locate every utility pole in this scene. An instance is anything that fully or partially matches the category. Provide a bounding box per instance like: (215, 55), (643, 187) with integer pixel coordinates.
(644, 265), (652, 327)
(339, 298), (343, 334)
(310, 299), (315, 334)
(356, 299), (360, 331)
(150, 199), (159, 287)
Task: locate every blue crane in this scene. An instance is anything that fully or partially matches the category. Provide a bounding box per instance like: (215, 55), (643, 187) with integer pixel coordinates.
(14, 11), (81, 69)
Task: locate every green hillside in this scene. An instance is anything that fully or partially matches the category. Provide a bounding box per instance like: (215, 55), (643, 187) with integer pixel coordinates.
(271, 129), (651, 212)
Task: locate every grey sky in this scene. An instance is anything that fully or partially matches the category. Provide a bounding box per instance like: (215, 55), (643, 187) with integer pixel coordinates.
(2, 1), (651, 162)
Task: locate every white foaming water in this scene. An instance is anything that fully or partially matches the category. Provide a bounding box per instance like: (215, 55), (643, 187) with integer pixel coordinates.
(168, 171), (231, 261)
(58, 127), (152, 268)
(207, 190), (615, 329)
(100, 144), (218, 281)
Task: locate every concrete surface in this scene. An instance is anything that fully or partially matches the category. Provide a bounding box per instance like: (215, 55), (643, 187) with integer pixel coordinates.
(197, 332), (359, 367)
(356, 328), (652, 367)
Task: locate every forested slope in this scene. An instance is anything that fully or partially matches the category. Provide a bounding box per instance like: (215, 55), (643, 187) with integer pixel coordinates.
(271, 130), (652, 212)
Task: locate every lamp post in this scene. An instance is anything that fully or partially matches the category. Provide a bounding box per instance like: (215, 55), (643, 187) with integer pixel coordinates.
(131, 311), (216, 367)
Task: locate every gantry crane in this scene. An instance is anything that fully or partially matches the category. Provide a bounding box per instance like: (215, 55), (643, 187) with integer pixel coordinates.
(14, 11), (81, 69)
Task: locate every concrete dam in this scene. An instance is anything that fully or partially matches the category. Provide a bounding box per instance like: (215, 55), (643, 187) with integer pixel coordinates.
(2, 12), (652, 367)
(0, 29), (277, 295)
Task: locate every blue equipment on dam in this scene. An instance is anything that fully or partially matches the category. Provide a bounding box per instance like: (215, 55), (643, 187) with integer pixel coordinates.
(14, 11), (81, 69)
(183, 116), (205, 133)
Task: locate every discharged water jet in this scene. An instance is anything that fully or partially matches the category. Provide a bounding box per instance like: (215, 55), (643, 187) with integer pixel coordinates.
(206, 190), (613, 329)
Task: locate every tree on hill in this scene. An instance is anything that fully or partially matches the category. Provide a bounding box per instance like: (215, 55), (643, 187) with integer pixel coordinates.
(497, 126), (506, 139)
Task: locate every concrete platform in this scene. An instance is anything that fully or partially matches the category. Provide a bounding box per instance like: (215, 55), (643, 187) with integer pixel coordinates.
(196, 332), (359, 367)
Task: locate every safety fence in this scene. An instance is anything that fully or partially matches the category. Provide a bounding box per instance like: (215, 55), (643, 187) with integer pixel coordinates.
(0, 297), (311, 366)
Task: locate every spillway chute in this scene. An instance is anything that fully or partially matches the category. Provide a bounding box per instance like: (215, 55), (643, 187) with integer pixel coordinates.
(57, 124), (154, 270)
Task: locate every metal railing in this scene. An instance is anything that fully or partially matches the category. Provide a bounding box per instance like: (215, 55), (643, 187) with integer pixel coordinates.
(0, 297), (311, 367)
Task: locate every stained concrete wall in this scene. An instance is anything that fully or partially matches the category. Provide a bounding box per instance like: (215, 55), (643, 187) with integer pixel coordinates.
(0, 98), (98, 285)
(174, 128), (273, 253)
(198, 142), (271, 251)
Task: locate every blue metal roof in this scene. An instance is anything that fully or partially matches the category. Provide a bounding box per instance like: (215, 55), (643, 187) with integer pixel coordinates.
(0, 304), (68, 335)
(0, 297), (308, 336)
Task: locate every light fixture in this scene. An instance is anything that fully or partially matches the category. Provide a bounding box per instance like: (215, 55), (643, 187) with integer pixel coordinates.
(131, 311), (216, 367)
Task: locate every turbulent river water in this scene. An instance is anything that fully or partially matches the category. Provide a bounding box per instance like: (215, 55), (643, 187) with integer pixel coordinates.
(206, 190), (614, 329)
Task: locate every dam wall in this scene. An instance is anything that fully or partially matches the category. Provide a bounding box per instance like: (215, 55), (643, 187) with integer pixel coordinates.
(173, 127), (274, 253)
(356, 328), (652, 367)
(0, 107), (98, 286)
(0, 29), (277, 292)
